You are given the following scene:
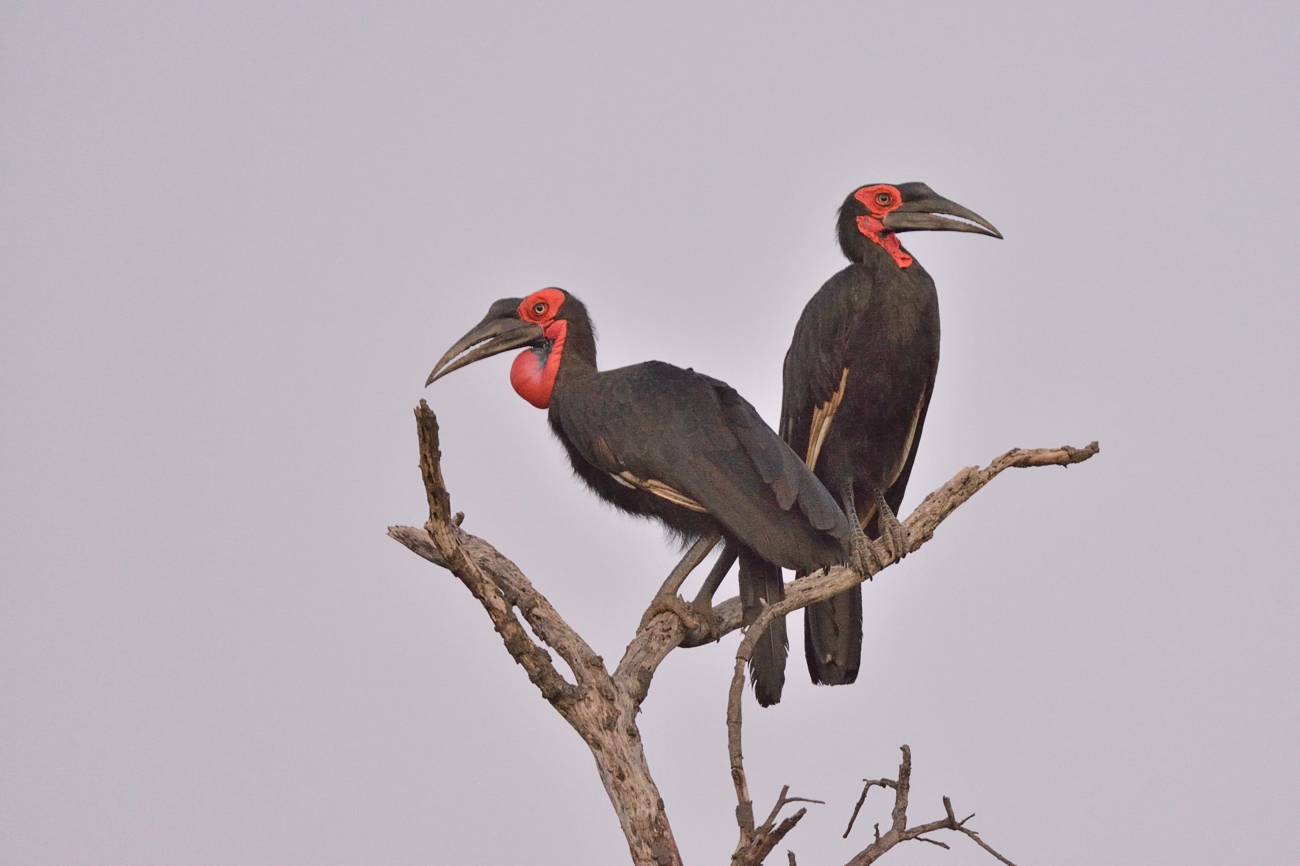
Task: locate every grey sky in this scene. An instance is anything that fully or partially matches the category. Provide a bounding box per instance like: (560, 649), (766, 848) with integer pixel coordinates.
(3, 3), (1297, 864)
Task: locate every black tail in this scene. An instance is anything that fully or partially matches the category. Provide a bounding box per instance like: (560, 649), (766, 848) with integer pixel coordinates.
(804, 584), (862, 686)
(739, 547), (787, 706)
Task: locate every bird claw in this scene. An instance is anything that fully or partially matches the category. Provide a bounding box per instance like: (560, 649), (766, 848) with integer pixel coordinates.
(679, 602), (723, 647)
(851, 528), (881, 578)
(878, 509), (910, 563)
(638, 593), (707, 636)
(870, 491), (910, 565)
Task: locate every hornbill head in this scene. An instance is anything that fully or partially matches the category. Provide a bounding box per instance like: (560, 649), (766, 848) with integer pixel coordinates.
(837, 182), (1001, 267)
(426, 287), (589, 409)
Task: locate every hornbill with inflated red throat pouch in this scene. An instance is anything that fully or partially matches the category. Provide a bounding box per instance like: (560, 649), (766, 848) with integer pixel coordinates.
(426, 288), (855, 705)
(763, 182), (1001, 691)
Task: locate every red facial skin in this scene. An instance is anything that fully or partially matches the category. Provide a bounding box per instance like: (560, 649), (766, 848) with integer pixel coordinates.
(853, 184), (913, 268)
(509, 288), (568, 409)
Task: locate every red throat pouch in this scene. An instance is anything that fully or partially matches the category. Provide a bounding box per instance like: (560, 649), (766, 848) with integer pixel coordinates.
(510, 319), (568, 408)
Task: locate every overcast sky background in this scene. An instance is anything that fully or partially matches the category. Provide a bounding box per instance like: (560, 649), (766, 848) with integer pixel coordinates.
(3, 3), (1298, 864)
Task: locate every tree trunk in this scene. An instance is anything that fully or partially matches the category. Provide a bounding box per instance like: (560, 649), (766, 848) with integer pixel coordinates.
(579, 700), (681, 866)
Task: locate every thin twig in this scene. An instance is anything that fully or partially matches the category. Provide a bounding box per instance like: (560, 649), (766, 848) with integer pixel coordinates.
(759, 786), (793, 830)
(914, 836), (951, 849)
(730, 782), (824, 865)
(843, 778), (896, 838)
(841, 747), (1021, 866)
(758, 785), (825, 833)
(954, 825), (1021, 866)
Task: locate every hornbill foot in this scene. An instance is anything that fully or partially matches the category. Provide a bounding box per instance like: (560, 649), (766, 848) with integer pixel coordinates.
(637, 593), (707, 635)
(874, 492), (910, 563)
(679, 601), (723, 647)
(842, 488), (881, 578)
(851, 529), (882, 578)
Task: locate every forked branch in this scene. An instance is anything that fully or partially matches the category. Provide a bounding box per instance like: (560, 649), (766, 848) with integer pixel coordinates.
(724, 442), (1098, 854)
(391, 401), (684, 866)
(840, 746), (1019, 866)
(731, 784), (824, 866)
(389, 400), (1095, 866)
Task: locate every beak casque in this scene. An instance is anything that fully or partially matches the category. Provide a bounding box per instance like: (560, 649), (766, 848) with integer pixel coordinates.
(425, 299), (545, 385)
(882, 183), (1002, 238)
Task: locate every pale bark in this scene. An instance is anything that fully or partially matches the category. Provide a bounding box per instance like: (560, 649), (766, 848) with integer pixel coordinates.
(389, 400), (1097, 865)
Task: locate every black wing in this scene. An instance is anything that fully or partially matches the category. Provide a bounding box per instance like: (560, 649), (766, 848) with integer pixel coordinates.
(779, 266), (865, 468)
(556, 362), (849, 571)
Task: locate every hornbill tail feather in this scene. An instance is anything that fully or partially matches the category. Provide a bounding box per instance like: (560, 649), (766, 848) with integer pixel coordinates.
(739, 548), (788, 707)
(804, 583), (862, 686)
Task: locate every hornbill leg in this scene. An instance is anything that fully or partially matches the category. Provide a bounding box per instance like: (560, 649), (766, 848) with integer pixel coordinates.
(873, 489), (910, 562)
(843, 487), (881, 578)
(639, 533), (721, 634)
(691, 539), (739, 609)
(679, 540), (739, 647)
(654, 532), (721, 598)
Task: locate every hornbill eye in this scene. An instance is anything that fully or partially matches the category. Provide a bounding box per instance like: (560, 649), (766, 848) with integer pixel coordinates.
(875, 192), (892, 206)
(533, 302), (547, 316)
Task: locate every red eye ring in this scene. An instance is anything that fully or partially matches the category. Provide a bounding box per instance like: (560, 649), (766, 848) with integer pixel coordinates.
(518, 288), (567, 324)
(854, 184), (901, 218)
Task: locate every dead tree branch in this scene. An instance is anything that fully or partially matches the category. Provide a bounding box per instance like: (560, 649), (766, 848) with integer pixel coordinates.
(389, 400), (1095, 865)
(840, 746), (1019, 866)
(390, 402), (684, 866)
(724, 442), (1098, 850)
(730, 784), (825, 866)
(843, 778), (896, 839)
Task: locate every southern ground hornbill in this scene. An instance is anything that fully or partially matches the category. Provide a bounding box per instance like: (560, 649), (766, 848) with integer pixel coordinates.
(769, 182), (1001, 689)
(426, 288), (854, 705)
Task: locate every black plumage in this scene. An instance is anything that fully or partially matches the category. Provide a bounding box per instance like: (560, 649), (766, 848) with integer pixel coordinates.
(777, 182), (1001, 687)
(427, 288), (852, 704)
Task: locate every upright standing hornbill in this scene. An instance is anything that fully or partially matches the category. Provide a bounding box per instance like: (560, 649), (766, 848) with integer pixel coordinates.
(772, 182), (1001, 689)
(426, 288), (854, 705)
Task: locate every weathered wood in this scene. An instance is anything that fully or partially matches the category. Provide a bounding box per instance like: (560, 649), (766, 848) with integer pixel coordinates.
(392, 401), (684, 866)
(725, 442), (1097, 861)
(390, 401), (1096, 865)
(841, 747), (1019, 866)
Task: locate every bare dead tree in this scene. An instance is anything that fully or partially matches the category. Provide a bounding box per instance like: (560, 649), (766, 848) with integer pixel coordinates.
(389, 400), (1097, 865)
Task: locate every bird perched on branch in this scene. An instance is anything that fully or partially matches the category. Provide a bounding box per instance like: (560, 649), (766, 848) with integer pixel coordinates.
(426, 288), (854, 704)
(768, 182), (1001, 691)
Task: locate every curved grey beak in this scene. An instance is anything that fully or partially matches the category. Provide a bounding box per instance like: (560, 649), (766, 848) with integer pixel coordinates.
(883, 183), (1002, 238)
(426, 308), (545, 386)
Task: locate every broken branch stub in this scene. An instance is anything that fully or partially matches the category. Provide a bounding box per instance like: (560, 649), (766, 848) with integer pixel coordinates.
(391, 401), (1096, 865)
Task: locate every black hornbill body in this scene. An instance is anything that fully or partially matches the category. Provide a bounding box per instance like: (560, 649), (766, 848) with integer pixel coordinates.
(427, 289), (853, 704)
(772, 183), (1002, 688)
